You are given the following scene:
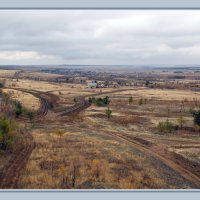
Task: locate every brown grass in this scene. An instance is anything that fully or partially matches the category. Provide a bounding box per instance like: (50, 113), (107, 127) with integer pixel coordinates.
(18, 127), (168, 189)
(1, 75), (199, 189)
(2, 88), (40, 111)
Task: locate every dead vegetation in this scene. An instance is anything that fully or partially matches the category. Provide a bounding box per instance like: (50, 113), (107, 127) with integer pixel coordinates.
(0, 71), (200, 189)
(19, 128), (191, 189)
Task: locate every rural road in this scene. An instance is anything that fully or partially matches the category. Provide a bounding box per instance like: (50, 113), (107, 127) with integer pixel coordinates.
(101, 130), (200, 188)
(0, 130), (35, 189)
(5, 87), (59, 120)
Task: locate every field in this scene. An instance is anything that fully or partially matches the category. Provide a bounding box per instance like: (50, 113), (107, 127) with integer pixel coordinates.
(2, 88), (40, 111)
(0, 68), (200, 189)
(0, 69), (18, 78)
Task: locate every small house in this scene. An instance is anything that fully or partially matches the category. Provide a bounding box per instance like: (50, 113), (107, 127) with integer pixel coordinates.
(87, 82), (97, 88)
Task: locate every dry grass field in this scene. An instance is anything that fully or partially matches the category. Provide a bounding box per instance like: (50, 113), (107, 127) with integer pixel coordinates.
(1, 9), (200, 191)
(18, 124), (196, 189)
(110, 88), (200, 101)
(18, 71), (64, 79)
(169, 147), (200, 164)
(0, 69), (18, 78)
(0, 72), (200, 189)
(2, 88), (40, 111)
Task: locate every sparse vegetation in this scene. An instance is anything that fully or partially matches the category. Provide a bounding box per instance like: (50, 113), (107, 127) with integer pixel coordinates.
(0, 82), (4, 88)
(70, 158), (81, 188)
(0, 115), (16, 151)
(145, 80), (150, 87)
(167, 106), (170, 117)
(128, 96), (133, 104)
(14, 101), (23, 118)
(74, 98), (77, 103)
(89, 96), (110, 107)
(138, 97), (144, 105)
(176, 116), (185, 129)
(54, 129), (65, 137)
(2, 92), (10, 104)
(105, 107), (112, 119)
(191, 109), (200, 130)
(157, 120), (177, 134)
(0, 69), (199, 189)
(26, 111), (34, 122)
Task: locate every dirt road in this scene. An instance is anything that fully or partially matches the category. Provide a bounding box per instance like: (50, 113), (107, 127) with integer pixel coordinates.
(6, 87), (59, 120)
(0, 130), (35, 189)
(101, 130), (200, 188)
(1, 87), (199, 188)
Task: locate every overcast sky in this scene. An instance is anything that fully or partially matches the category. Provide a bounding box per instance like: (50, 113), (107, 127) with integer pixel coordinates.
(0, 10), (200, 65)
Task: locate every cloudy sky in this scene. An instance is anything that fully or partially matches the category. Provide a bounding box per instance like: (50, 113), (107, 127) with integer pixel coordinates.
(0, 10), (200, 65)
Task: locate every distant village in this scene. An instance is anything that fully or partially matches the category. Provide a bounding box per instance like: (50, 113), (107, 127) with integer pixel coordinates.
(2, 67), (200, 91)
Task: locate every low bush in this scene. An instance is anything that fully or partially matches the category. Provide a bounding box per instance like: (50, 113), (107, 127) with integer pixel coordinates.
(138, 97), (144, 105)
(0, 82), (4, 88)
(14, 101), (23, 118)
(105, 108), (112, 119)
(191, 109), (200, 128)
(0, 115), (16, 150)
(88, 96), (110, 107)
(156, 120), (177, 134)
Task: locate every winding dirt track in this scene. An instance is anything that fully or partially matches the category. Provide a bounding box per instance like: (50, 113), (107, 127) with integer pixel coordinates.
(0, 88), (138, 188)
(58, 88), (142, 116)
(57, 88), (200, 187)
(101, 130), (200, 188)
(6, 87), (59, 119)
(0, 88), (54, 188)
(22, 87), (200, 187)
(1, 87), (199, 188)
(0, 130), (35, 189)
(58, 96), (91, 116)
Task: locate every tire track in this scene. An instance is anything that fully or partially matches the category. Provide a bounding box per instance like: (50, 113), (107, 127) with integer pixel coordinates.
(58, 88), (141, 116)
(58, 96), (91, 116)
(6, 87), (58, 120)
(102, 130), (200, 188)
(0, 130), (35, 189)
(2, 86), (198, 188)
(0, 88), (143, 188)
(0, 88), (51, 188)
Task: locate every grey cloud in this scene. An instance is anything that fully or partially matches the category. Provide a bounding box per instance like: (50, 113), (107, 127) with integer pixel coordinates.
(0, 10), (200, 65)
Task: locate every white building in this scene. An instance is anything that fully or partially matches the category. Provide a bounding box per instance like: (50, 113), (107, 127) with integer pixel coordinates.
(87, 82), (97, 88)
